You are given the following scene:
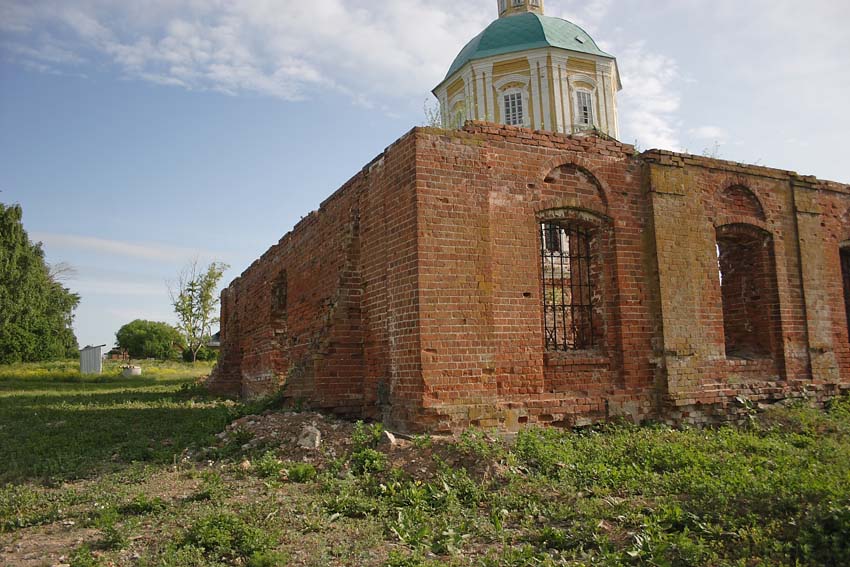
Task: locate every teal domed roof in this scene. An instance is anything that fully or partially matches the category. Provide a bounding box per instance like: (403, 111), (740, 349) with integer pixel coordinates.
(444, 12), (613, 80)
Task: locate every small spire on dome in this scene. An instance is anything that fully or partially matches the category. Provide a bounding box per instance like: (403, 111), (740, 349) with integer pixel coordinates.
(498, 0), (544, 18)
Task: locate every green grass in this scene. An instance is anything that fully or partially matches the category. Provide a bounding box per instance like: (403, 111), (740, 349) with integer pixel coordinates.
(1, 361), (849, 566)
(0, 360), (233, 483)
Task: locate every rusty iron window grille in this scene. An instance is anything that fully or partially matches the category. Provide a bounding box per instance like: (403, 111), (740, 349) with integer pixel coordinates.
(841, 248), (850, 339)
(540, 221), (597, 351)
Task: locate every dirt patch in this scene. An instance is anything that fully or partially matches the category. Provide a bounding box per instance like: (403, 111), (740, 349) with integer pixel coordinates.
(1, 524), (98, 567)
(215, 410), (506, 481)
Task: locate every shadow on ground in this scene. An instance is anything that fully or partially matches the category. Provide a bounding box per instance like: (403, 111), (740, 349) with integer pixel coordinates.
(0, 376), (238, 484)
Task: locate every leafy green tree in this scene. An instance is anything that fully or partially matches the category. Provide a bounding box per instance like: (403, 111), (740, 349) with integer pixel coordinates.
(170, 260), (228, 363)
(0, 203), (80, 363)
(115, 319), (184, 360)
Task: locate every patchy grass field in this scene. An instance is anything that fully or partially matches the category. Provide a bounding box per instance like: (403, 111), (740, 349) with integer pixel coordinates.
(1, 362), (849, 566)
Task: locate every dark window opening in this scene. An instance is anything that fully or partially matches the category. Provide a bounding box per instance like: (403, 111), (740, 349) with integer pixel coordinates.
(716, 225), (780, 359)
(841, 248), (850, 339)
(540, 221), (600, 351)
(272, 271), (288, 316)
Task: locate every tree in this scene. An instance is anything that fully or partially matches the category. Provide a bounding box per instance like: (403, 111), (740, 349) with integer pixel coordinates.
(423, 98), (443, 128)
(170, 260), (228, 362)
(115, 319), (184, 360)
(0, 203), (80, 364)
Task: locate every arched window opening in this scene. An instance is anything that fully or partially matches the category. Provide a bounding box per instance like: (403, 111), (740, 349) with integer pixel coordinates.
(540, 219), (603, 350)
(716, 225), (780, 359)
(841, 246), (850, 339)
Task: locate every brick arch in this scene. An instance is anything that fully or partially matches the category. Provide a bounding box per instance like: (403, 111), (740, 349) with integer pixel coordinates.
(538, 157), (609, 216)
(717, 184), (766, 222)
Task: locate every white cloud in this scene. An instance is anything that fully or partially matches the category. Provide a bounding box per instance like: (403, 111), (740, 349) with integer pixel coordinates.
(615, 41), (682, 150)
(31, 232), (218, 263)
(0, 0), (491, 104)
(688, 126), (728, 142)
(1, 0), (627, 107)
(552, 0), (612, 34)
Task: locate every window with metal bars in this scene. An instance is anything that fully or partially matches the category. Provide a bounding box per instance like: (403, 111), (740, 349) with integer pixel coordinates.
(503, 92), (524, 126)
(576, 91), (594, 126)
(841, 248), (850, 340)
(540, 221), (598, 351)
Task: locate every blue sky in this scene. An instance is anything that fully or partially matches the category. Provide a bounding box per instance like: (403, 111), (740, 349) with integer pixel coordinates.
(2, 0), (849, 349)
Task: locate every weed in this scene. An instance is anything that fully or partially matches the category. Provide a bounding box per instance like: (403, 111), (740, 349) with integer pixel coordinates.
(98, 521), (128, 550)
(385, 549), (446, 566)
(253, 451), (285, 478)
(352, 420), (384, 450)
(247, 550), (291, 567)
(181, 511), (273, 561)
(69, 545), (104, 567)
(286, 462), (318, 483)
(189, 471), (230, 502)
(323, 481), (380, 518)
(120, 493), (167, 515)
(350, 448), (387, 475)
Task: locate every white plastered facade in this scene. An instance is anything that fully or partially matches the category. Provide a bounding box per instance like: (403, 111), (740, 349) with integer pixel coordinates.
(434, 48), (621, 139)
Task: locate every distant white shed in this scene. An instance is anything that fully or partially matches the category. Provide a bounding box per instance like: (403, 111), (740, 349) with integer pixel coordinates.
(80, 344), (106, 375)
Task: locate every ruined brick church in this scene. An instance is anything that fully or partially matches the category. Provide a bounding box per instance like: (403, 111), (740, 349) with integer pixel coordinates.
(209, 0), (850, 432)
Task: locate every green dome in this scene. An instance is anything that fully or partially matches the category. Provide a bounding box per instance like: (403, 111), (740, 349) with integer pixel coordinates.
(444, 12), (613, 80)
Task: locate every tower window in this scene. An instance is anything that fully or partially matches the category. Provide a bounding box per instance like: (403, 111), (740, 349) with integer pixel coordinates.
(503, 92), (524, 126)
(576, 91), (594, 126)
(499, 0), (507, 12)
(540, 221), (600, 351)
(513, 0), (524, 6)
(530, 0), (540, 5)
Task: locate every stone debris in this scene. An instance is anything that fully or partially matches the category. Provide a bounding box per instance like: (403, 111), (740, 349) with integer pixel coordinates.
(378, 430), (397, 448)
(297, 425), (322, 450)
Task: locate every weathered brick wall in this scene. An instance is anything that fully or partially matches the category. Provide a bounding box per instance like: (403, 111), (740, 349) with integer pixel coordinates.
(645, 151), (850, 423)
(412, 124), (658, 432)
(210, 122), (850, 432)
(209, 133), (423, 423)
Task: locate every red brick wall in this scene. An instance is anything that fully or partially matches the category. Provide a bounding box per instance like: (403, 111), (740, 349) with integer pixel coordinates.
(209, 133), (424, 423)
(210, 123), (850, 432)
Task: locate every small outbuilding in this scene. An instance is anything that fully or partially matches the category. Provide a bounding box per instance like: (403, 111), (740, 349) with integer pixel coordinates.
(80, 344), (106, 375)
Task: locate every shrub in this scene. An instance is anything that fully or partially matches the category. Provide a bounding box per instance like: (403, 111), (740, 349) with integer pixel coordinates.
(352, 420), (384, 450)
(350, 448), (387, 475)
(798, 504), (850, 566)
